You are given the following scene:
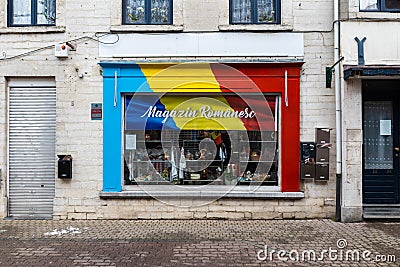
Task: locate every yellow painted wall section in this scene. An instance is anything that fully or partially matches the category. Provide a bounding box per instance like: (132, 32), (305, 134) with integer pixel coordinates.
(138, 63), (222, 92)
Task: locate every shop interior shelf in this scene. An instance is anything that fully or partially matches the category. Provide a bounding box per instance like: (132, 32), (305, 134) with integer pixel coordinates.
(239, 160), (276, 163)
(185, 159), (222, 161)
(240, 140), (276, 143)
(141, 140), (169, 143)
(133, 160), (171, 162)
(133, 181), (171, 185)
(181, 179), (224, 185)
(237, 180), (278, 186)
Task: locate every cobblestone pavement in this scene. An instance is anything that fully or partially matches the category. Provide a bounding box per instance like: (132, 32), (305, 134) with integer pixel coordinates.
(0, 219), (398, 266)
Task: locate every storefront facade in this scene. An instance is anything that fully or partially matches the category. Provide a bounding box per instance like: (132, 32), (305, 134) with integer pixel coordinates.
(99, 62), (302, 198)
(0, 0), (339, 220)
(94, 60), (330, 219)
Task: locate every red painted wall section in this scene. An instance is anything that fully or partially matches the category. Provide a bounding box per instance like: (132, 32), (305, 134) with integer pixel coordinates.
(220, 63), (302, 192)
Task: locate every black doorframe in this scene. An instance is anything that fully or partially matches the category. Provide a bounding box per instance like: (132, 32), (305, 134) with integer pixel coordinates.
(362, 80), (400, 204)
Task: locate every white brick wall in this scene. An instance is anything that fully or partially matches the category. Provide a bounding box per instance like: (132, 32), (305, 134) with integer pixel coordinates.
(53, 197), (333, 220)
(0, 0), (336, 219)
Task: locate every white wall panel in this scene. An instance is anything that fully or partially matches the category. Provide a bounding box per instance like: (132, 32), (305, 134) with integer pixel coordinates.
(99, 32), (304, 58)
(341, 22), (400, 65)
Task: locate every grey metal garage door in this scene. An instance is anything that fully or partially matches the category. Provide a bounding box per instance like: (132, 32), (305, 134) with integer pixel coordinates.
(8, 85), (56, 219)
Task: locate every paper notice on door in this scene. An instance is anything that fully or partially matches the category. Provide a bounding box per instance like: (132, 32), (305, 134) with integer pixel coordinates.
(380, 120), (391, 136)
(126, 134), (136, 150)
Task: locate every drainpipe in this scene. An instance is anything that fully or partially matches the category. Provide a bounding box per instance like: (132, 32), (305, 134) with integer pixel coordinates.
(334, 0), (342, 222)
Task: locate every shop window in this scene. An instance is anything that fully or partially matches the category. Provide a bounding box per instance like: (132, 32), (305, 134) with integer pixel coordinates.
(8, 0), (56, 26)
(123, 94), (279, 186)
(123, 0), (172, 25)
(360, 0), (400, 11)
(230, 0), (280, 24)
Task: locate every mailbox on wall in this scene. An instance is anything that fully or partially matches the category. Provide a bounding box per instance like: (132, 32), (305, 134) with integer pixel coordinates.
(314, 128), (331, 182)
(300, 128), (331, 182)
(315, 163), (329, 181)
(316, 146), (329, 162)
(316, 128), (330, 144)
(300, 142), (316, 180)
(58, 155), (72, 179)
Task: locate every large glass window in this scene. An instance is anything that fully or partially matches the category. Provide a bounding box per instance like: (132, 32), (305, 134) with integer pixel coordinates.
(123, 94), (279, 186)
(230, 0), (280, 24)
(123, 0), (172, 25)
(8, 0), (56, 26)
(360, 0), (400, 11)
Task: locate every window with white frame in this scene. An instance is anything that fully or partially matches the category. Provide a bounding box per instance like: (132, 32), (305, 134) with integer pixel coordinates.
(230, 0), (280, 24)
(360, 0), (400, 11)
(123, 0), (172, 25)
(8, 0), (56, 26)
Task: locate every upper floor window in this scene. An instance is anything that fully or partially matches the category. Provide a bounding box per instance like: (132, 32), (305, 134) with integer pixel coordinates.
(8, 0), (56, 26)
(230, 0), (280, 24)
(360, 0), (400, 11)
(123, 0), (172, 25)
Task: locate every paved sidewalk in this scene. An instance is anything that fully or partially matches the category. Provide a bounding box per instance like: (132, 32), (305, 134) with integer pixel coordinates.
(0, 219), (398, 266)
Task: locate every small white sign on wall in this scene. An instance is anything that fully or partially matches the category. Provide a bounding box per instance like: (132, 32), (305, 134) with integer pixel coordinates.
(380, 120), (391, 136)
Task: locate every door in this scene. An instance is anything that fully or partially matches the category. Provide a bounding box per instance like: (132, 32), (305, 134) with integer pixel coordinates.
(8, 83), (56, 219)
(362, 80), (400, 204)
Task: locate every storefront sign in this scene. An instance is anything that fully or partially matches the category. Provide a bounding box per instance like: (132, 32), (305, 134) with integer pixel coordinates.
(126, 95), (275, 131)
(141, 105), (256, 123)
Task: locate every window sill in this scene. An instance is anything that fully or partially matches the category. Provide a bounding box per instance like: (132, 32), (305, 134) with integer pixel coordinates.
(100, 186), (304, 199)
(218, 24), (293, 32)
(351, 11), (400, 20)
(0, 26), (66, 34)
(110, 24), (184, 33)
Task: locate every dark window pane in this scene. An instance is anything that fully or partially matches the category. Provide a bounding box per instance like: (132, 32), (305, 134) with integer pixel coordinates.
(124, 0), (171, 24)
(125, 0), (146, 24)
(37, 0), (56, 25)
(257, 0), (276, 22)
(232, 0), (252, 23)
(150, 0), (171, 24)
(385, 0), (400, 9)
(12, 0), (32, 25)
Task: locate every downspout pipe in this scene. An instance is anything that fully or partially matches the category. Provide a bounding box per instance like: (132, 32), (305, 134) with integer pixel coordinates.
(334, 0), (342, 222)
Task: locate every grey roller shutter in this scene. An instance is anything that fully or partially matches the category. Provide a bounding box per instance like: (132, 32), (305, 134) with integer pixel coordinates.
(8, 86), (56, 219)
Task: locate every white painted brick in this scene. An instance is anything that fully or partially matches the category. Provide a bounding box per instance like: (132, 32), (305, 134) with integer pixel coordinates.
(226, 212), (245, 219)
(206, 212), (228, 218)
(67, 212), (87, 220)
(87, 213), (101, 220)
(193, 212), (207, 219)
(68, 198), (82, 206)
(208, 204), (236, 212)
(252, 212), (282, 219)
(74, 206), (96, 213)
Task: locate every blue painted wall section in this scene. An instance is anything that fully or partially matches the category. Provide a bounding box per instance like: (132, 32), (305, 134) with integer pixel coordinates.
(99, 62), (150, 192)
